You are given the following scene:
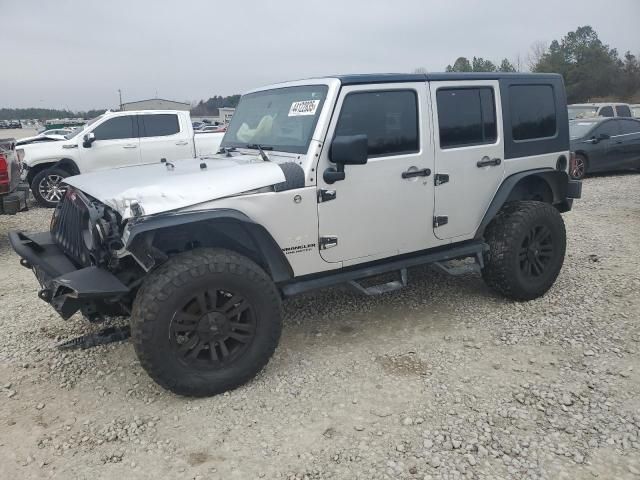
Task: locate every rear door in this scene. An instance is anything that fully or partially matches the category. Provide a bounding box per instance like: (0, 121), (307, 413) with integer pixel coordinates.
(80, 114), (141, 171)
(617, 119), (640, 168)
(430, 80), (504, 239)
(138, 113), (193, 164)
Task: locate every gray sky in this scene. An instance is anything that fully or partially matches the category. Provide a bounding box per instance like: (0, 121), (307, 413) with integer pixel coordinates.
(1, 0), (639, 111)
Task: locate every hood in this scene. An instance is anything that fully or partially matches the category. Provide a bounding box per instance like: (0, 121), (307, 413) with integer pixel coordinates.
(65, 156), (286, 219)
(20, 138), (77, 161)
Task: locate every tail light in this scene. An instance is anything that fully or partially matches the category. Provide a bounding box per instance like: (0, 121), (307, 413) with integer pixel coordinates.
(0, 154), (9, 194)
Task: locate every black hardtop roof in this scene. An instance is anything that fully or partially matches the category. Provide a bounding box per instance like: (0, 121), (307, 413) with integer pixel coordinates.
(332, 72), (563, 85)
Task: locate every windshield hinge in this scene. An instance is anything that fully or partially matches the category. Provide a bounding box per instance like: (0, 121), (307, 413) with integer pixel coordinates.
(433, 216), (449, 228)
(317, 189), (336, 203)
(434, 174), (449, 186)
(319, 235), (338, 250)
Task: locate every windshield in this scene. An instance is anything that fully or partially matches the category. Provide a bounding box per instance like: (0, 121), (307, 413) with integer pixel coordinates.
(568, 106), (598, 120)
(65, 115), (103, 139)
(221, 85), (328, 154)
(569, 121), (596, 139)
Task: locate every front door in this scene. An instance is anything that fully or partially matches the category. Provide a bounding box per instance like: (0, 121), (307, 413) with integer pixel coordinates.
(317, 83), (435, 264)
(81, 114), (141, 171)
(589, 119), (621, 171)
(430, 81), (505, 239)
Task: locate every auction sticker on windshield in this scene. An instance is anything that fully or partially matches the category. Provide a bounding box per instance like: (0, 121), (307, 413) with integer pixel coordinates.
(289, 100), (320, 116)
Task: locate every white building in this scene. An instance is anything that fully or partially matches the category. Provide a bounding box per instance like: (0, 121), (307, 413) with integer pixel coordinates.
(121, 98), (191, 111)
(192, 107), (236, 126)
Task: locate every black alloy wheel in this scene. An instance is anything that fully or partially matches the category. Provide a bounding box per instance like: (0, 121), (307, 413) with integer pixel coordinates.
(518, 225), (554, 278)
(170, 288), (256, 367)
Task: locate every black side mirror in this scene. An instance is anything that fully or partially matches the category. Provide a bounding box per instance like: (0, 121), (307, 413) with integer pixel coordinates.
(83, 132), (96, 148)
(324, 135), (368, 184)
(330, 134), (368, 165)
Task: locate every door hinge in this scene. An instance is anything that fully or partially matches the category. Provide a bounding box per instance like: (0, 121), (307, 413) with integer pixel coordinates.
(433, 216), (449, 228)
(434, 174), (449, 186)
(319, 236), (338, 250)
(317, 189), (336, 203)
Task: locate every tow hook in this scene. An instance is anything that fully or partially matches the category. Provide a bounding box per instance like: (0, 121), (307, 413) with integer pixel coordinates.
(56, 326), (131, 351)
(38, 289), (52, 302)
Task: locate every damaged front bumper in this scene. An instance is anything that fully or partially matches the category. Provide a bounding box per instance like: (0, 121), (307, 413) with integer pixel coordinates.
(8, 230), (130, 319)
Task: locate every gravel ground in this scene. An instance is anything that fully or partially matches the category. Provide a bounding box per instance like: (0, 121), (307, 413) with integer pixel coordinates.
(0, 172), (639, 480)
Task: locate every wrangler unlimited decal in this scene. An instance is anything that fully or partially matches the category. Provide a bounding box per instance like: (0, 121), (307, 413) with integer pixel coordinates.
(282, 243), (316, 255)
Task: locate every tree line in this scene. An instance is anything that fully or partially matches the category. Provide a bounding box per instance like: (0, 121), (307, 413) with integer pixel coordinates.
(0, 108), (107, 121)
(190, 95), (241, 116)
(437, 26), (640, 104)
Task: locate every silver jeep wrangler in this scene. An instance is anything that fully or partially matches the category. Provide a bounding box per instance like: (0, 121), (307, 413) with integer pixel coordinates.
(10, 73), (582, 396)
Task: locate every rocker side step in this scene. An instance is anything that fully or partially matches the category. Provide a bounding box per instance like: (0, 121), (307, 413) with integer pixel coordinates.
(281, 240), (488, 297)
(349, 268), (408, 296)
(431, 250), (485, 276)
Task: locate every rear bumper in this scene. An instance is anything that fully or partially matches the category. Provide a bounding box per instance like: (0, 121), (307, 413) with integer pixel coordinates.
(0, 184), (29, 215)
(567, 179), (582, 199)
(8, 230), (130, 319)
(556, 179), (581, 213)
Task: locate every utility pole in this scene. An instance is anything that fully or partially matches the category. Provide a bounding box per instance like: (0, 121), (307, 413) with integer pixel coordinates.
(118, 89), (123, 110)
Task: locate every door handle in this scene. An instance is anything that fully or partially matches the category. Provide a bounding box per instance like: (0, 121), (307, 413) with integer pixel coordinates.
(402, 168), (431, 179)
(175, 140), (189, 146)
(122, 144), (138, 149)
(477, 156), (501, 167)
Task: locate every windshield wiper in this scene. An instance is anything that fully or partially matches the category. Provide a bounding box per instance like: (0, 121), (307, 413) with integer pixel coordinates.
(246, 143), (272, 162)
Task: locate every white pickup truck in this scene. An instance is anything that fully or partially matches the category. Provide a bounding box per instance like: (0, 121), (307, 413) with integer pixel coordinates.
(18, 110), (224, 207)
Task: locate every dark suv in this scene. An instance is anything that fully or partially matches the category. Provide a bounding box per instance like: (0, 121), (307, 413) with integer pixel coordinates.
(569, 117), (640, 179)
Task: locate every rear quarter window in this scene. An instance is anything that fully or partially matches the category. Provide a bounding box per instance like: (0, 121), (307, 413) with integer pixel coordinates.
(615, 105), (632, 118)
(619, 119), (640, 134)
(509, 85), (557, 141)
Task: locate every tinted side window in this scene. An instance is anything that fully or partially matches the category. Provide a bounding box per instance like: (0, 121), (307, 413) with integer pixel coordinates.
(616, 105), (632, 118)
(619, 119), (640, 134)
(595, 121), (621, 137)
(436, 87), (497, 148)
(599, 106), (614, 117)
(141, 114), (180, 137)
(92, 116), (135, 141)
(334, 90), (418, 157)
(510, 85), (557, 140)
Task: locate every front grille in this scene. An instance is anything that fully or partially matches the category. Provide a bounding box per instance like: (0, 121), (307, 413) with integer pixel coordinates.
(51, 189), (91, 266)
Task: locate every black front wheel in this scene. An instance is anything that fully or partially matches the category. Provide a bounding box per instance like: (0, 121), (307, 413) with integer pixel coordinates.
(131, 249), (282, 397)
(482, 201), (566, 301)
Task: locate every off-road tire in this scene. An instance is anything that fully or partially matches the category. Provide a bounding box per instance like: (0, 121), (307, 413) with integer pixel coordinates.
(31, 167), (69, 208)
(482, 201), (566, 301)
(131, 248), (282, 397)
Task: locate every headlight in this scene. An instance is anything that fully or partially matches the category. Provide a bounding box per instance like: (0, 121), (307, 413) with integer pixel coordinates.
(16, 149), (24, 163)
